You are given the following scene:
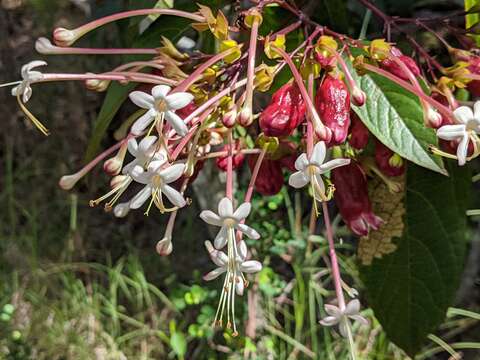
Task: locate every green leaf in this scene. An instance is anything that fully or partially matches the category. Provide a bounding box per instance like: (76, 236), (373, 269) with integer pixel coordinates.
(350, 68), (446, 174)
(360, 162), (470, 356)
(170, 331), (187, 357)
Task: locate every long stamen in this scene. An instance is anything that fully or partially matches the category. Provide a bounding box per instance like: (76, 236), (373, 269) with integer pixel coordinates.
(16, 93), (49, 136)
(90, 176), (131, 207)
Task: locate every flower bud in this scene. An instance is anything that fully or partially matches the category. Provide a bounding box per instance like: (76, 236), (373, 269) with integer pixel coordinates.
(53, 28), (76, 47)
(156, 237), (173, 256)
(374, 141), (406, 177)
(351, 86), (366, 106)
(332, 162), (383, 236)
(110, 175), (127, 189)
(381, 54), (420, 81)
(59, 173), (81, 190)
(315, 75), (351, 146)
(85, 74), (110, 92)
(113, 202), (130, 218)
(237, 107), (253, 127)
(349, 113), (369, 150)
(259, 83), (306, 137)
(103, 157), (123, 176)
(222, 108), (237, 128)
(425, 106), (442, 128)
(216, 142), (245, 171)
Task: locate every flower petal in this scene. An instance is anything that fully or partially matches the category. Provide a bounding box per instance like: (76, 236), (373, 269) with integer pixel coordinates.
(311, 141), (327, 166)
(203, 267), (226, 281)
(288, 171), (310, 188)
(324, 304), (342, 317)
(237, 240), (247, 260)
(22, 60), (47, 76)
(164, 110), (188, 136)
(152, 85), (171, 99)
(218, 197), (233, 218)
(159, 163), (185, 183)
(214, 226), (228, 249)
(233, 202), (251, 221)
(240, 260), (262, 273)
(436, 124), (466, 141)
(131, 109), (156, 135)
(294, 153), (309, 171)
(454, 105), (474, 124)
(165, 92), (194, 110)
(319, 316), (339, 327)
(113, 202), (130, 218)
(350, 314), (369, 326)
(339, 319), (348, 338)
(129, 185), (152, 209)
(161, 184), (186, 208)
(127, 138), (139, 156)
(200, 210), (223, 226)
(457, 134), (469, 166)
(319, 158), (350, 173)
(235, 276), (244, 295)
(129, 91), (154, 109)
(344, 299), (361, 316)
(138, 135), (158, 154)
(236, 223), (260, 239)
(210, 250), (228, 267)
(474, 101), (480, 120)
(131, 167), (151, 184)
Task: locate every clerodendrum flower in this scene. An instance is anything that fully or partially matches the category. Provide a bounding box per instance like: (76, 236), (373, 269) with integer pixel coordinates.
(122, 136), (165, 176)
(289, 141), (350, 203)
(319, 299), (369, 337)
(203, 239), (262, 335)
(11, 60), (47, 103)
(436, 101), (480, 165)
(130, 161), (186, 213)
(200, 197), (260, 249)
(129, 85), (193, 136)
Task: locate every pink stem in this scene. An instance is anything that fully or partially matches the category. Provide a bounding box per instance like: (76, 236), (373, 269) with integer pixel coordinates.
(197, 148), (261, 160)
(306, 73), (315, 157)
(44, 47), (158, 55)
(226, 131), (234, 201)
(243, 18), (261, 116)
(322, 202), (346, 310)
(39, 72), (176, 85)
(244, 147), (267, 204)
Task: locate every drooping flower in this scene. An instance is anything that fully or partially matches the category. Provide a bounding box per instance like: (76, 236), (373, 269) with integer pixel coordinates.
(332, 161), (383, 236)
(349, 113), (369, 150)
(129, 161), (186, 212)
(315, 75), (351, 146)
(200, 197), (260, 249)
(319, 299), (369, 337)
(374, 141), (406, 177)
(129, 85), (193, 136)
(289, 141), (350, 202)
(436, 101), (480, 165)
(11, 60), (47, 102)
(259, 82), (306, 137)
(216, 142), (245, 171)
(381, 51), (420, 81)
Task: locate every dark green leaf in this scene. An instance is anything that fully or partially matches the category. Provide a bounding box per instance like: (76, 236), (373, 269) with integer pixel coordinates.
(360, 162), (470, 356)
(351, 68), (446, 174)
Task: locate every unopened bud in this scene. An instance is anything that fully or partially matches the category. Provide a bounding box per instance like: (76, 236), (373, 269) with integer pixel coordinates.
(156, 237), (173, 256)
(110, 175), (127, 189)
(222, 108), (237, 128)
(113, 202), (130, 218)
(426, 106), (442, 128)
(352, 87), (366, 106)
(85, 75), (110, 92)
(59, 173), (82, 190)
(388, 153), (404, 168)
(103, 157), (123, 176)
(53, 28), (77, 47)
(237, 107), (253, 127)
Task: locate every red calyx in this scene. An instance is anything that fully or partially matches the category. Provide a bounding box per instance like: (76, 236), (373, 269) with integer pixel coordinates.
(315, 75), (351, 146)
(176, 101), (196, 120)
(349, 112), (369, 150)
(374, 141), (406, 177)
(467, 56), (480, 96)
(381, 53), (420, 81)
(332, 161), (383, 236)
(216, 142), (245, 171)
(259, 83), (306, 137)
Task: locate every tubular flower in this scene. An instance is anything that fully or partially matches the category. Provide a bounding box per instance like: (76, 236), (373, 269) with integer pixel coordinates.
(374, 141), (406, 177)
(200, 197), (260, 249)
(381, 51), (420, 81)
(259, 82), (306, 137)
(289, 141), (350, 206)
(320, 299), (369, 337)
(216, 142), (245, 171)
(349, 113), (369, 150)
(315, 75), (351, 146)
(332, 162), (383, 236)
(248, 157), (284, 196)
(129, 85), (193, 136)
(129, 161), (187, 213)
(11, 60), (47, 103)
(436, 101), (480, 165)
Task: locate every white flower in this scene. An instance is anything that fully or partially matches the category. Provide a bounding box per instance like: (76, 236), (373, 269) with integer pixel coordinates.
(122, 136), (165, 176)
(437, 102), (480, 165)
(129, 85), (193, 136)
(319, 299), (369, 337)
(204, 240), (262, 295)
(130, 161), (186, 211)
(11, 60), (47, 102)
(200, 197), (260, 249)
(289, 141), (350, 200)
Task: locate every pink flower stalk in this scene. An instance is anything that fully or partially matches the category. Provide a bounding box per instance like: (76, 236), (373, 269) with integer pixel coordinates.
(332, 161), (383, 236)
(380, 50), (420, 81)
(259, 82), (306, 137)
(216, 142), (245, 172)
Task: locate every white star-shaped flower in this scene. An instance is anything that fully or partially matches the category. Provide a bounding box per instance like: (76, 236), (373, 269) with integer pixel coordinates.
(122, 136), (166, 176)
(200, 197), (260, 249)
(288, 141), (350, 200)
(204, 240), (262, 295)
(437, 102), (480, 166)
(129, 161), (186, 211)
(129, 85), (193, 136)
(319, 299), (369, 337)
(11, 60), (47, 103)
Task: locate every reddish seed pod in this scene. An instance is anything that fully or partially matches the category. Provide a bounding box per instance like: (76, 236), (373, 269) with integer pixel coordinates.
(349, 113), (369, 150)
(315, 75), (351, 146)
(259, 83), (306, 137)
(374, 141), (406, 177)
(332, 162), (383, 236)
(216, 142), (245, 171)
(381, 53), (420, 81)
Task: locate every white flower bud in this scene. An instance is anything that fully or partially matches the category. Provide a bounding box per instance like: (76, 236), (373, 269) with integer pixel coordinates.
(156, 237), (173, 256)
(53, 28), (76, 47)
(58, 173), (81, 190)
(35, 37), (58, 54)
